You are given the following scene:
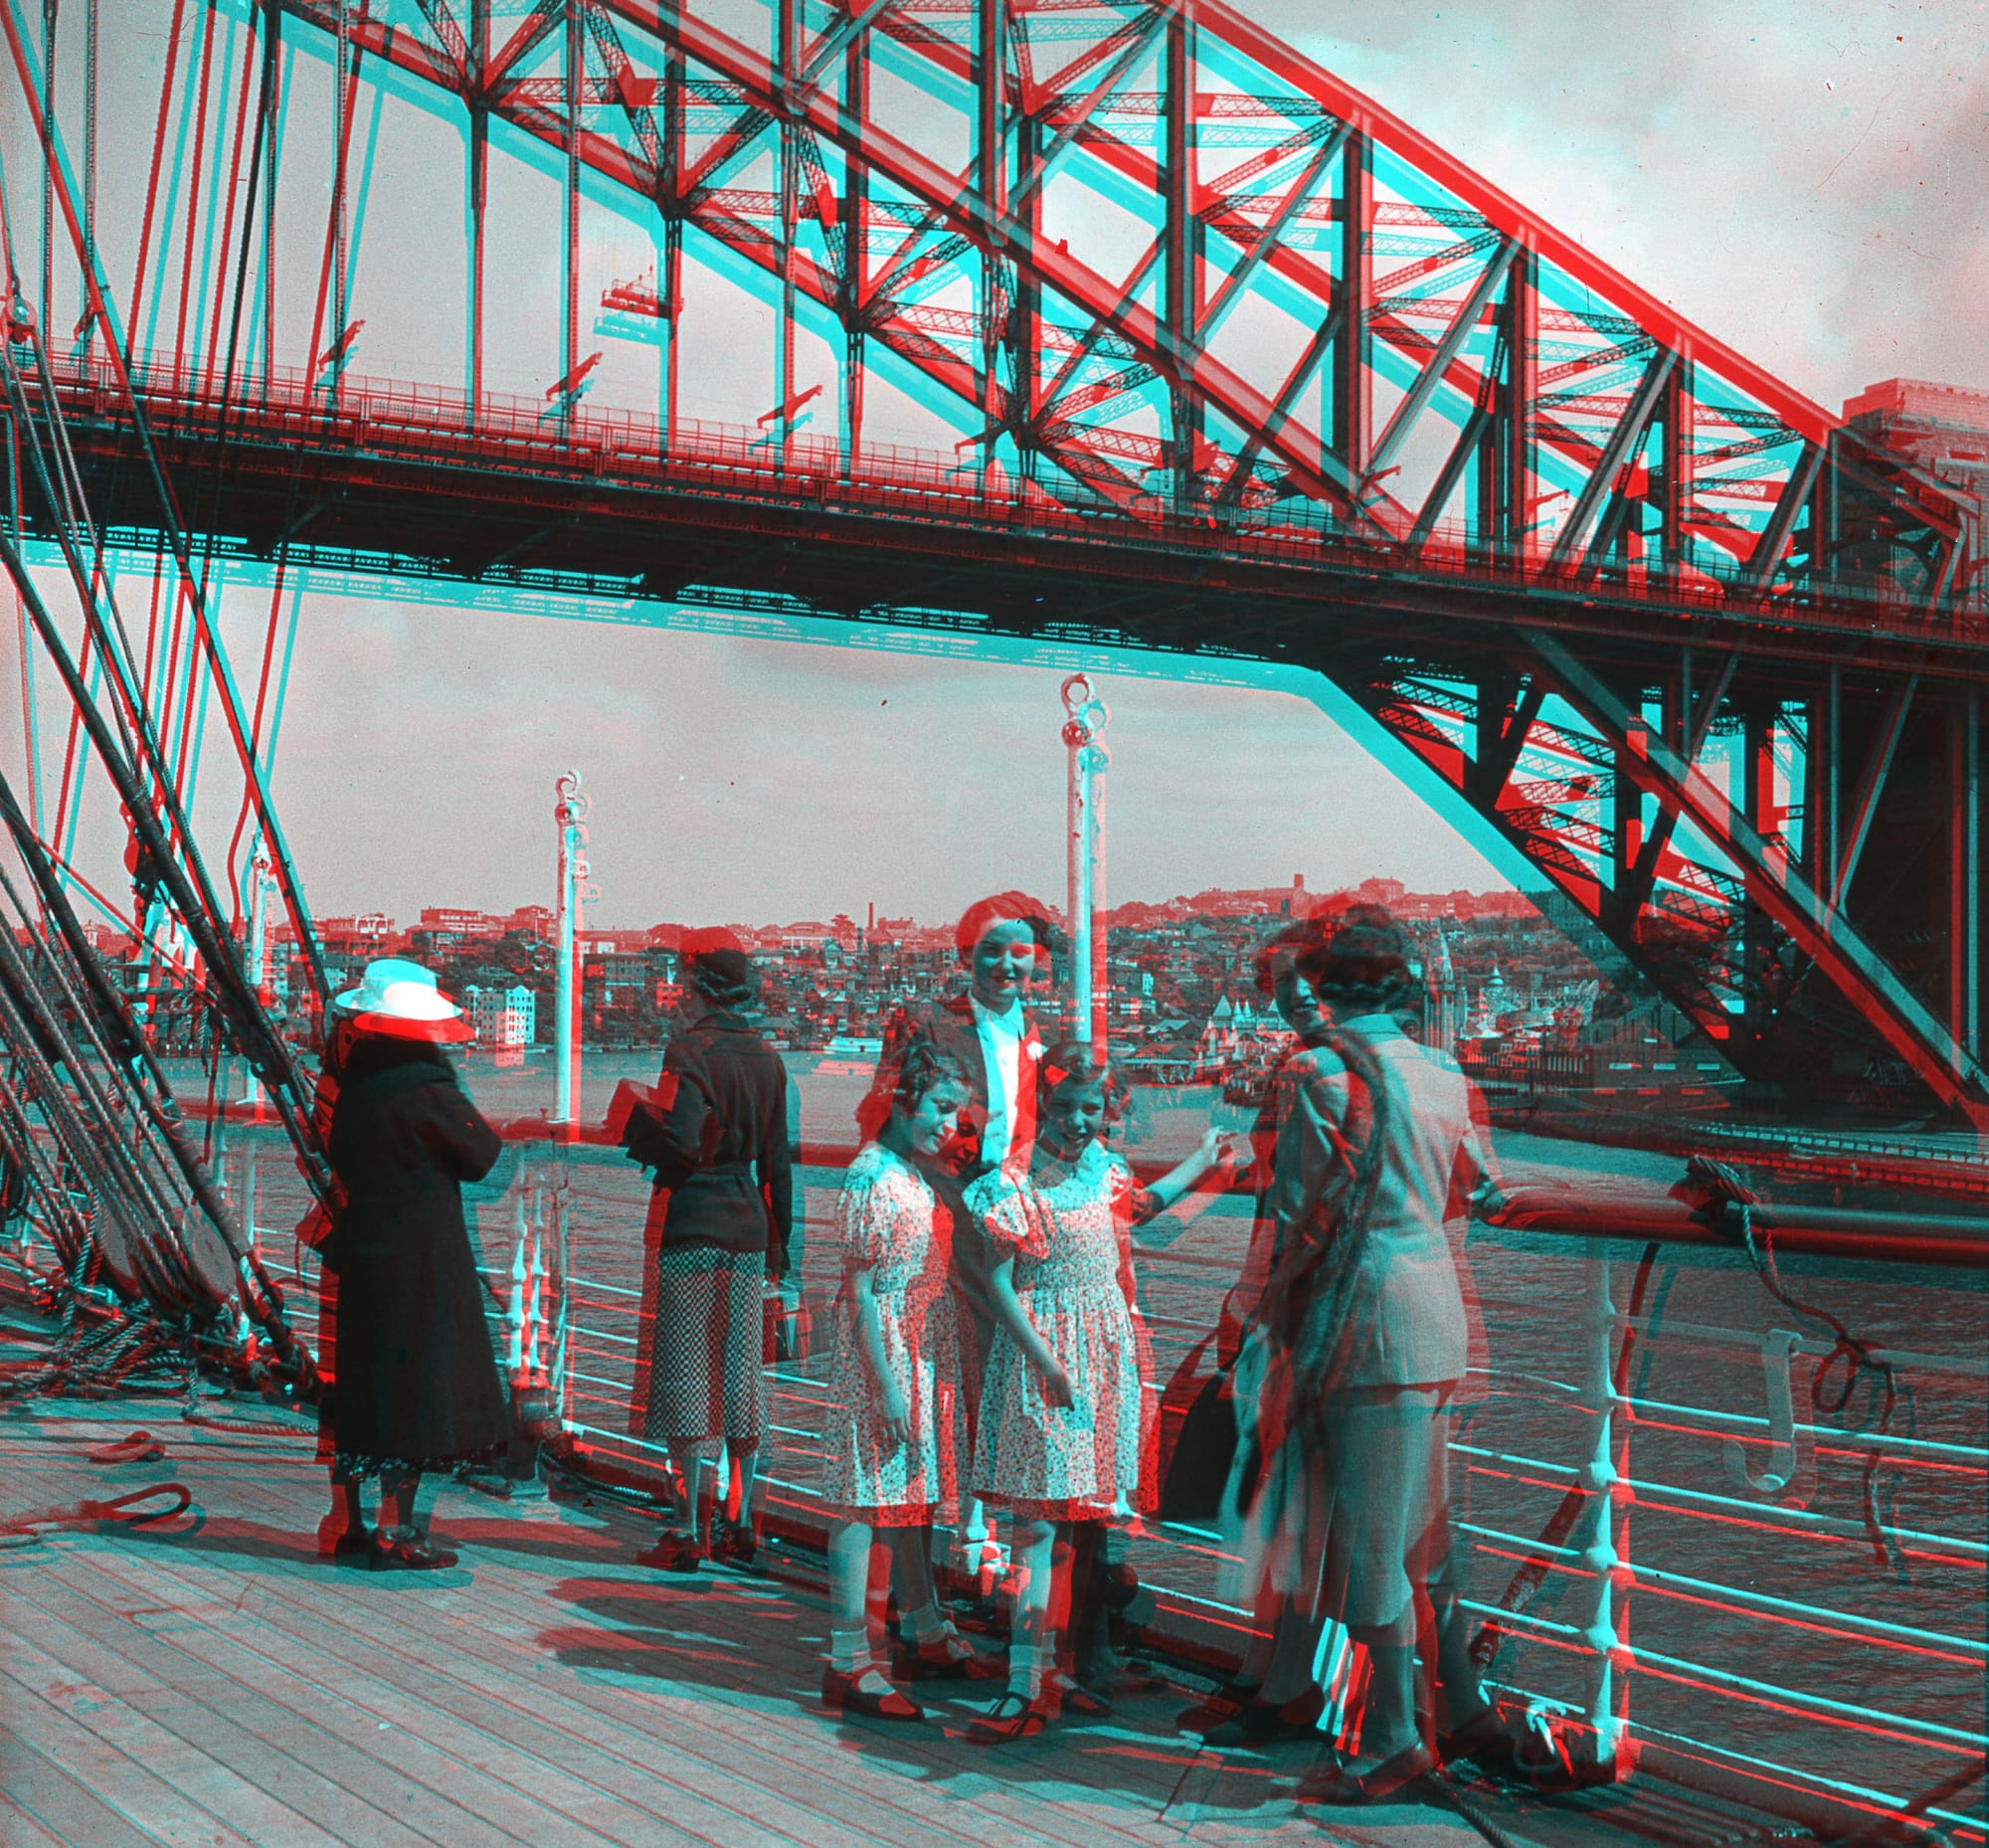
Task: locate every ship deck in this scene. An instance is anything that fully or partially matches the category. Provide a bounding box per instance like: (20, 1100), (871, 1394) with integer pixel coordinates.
(0, 1393), (1790, 1848)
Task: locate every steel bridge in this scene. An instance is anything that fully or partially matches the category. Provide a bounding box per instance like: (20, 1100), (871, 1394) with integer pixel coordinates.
(3, 0), (1986, 1122)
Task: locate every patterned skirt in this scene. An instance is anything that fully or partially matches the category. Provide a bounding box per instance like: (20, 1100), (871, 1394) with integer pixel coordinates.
(641, 1245), (767, 1451)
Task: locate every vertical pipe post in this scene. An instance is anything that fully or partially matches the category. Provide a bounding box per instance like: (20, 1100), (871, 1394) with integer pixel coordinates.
(241, 834), (271, 1115)
(553, 772), (588, 1135)
(466, 0), (487, 426)
(259, 0), (277, 399)
(330, 0), (348, 413)
(83, 0), (97, 358)
(775, 0), (797, 470)
(1956, 689), (1981, 1065)
(974, 0), (1003, 500)
(560, 0), (580, 440)
(39, 0), (54, 337)
(1579, 1243), (1633, 1776)
(1061, 676), (1110, 1048)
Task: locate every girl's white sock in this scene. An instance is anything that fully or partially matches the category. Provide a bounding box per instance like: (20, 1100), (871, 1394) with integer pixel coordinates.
(1007, 1631), (1052, 1701)
(903, 1598), (949, 1645)
(828, 1627), (871, 1675)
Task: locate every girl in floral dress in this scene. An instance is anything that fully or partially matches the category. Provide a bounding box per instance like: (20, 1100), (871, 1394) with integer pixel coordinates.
(820, 1040), (991, 1720)
(965, 1040), (1243, 1740)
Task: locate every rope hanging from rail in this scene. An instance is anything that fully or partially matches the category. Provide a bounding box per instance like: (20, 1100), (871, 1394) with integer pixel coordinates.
(1682, 1156), (1911, 1574)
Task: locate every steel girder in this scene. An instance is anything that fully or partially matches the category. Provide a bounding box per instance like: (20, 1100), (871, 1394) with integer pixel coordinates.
(32, 0), (1983, 1113)
(258, 0), (1975, 619)
(1353, 644), (1988, 1125)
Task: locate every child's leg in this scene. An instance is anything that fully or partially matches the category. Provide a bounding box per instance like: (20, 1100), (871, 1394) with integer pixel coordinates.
(1004, 1518), (1066, 1702)
(669, 1436), (722, 1546)
(730, 1444), (761, 1537)
(826, 1517), (895, 1686)
(889, 1525), (947, 1643)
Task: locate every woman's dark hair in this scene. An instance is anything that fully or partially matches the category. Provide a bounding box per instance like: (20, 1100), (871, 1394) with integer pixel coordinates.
(1036, 1037), (1132, 1125)
(954, 891), (1054, 961)
(856, 1031), (972, 1141)
(1252, 916), (1326, 997)
(687, 946), (758, 1009)
(1296, 902), (1417, 1014)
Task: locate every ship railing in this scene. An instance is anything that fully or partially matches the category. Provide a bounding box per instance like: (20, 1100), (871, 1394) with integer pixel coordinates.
(0, 1144), (1981, 1844)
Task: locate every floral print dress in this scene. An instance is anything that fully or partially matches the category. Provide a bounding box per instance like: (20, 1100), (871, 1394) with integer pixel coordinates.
(966, 1142), (1158, 1520)
(820, 1142), (967, 1526)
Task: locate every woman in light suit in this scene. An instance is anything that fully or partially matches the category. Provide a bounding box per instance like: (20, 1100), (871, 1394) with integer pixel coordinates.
(1254, 905), (1506, 1803)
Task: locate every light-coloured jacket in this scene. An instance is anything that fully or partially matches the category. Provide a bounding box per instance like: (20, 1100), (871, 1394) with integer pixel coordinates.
(1266, 1014), (1495, 1388)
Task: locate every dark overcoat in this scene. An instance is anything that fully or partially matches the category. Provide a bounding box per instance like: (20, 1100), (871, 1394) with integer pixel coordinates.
(320, 1035), (510, 1472)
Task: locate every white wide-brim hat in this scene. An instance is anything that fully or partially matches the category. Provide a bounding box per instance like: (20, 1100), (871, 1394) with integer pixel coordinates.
(331, 959), (470, 1042)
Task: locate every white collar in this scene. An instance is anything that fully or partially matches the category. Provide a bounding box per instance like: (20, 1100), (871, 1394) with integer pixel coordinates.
(968, 994), (1025, 1035)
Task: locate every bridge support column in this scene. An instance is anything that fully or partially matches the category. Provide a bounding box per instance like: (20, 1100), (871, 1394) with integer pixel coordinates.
(1953, 689), (1982, 1066)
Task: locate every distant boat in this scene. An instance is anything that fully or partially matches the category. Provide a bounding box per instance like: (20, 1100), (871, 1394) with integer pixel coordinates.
(825, 1034), (884, 1057)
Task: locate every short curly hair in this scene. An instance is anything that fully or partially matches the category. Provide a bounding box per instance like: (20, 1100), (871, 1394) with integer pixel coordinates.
(1252, 917), (1326, 997)
(856, 1030), (973, 1141)
(1035, 1038), (1132, 1125)
(1297, 902), (1417, 1014)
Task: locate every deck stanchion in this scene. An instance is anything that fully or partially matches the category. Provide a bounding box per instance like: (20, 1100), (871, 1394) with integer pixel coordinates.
(553, 771), (589, 1138)
(1580, 1242), (1635, 1775)
(1061, 675), (1110, 1048)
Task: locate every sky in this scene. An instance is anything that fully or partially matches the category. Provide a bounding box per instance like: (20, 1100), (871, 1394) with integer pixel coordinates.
(3, 1), (1984, 930)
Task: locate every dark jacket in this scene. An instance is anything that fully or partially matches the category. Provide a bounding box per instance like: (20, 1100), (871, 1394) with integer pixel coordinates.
(321, 1036), (510, 1469)
(635, 1007), (797, 1276)
(870, 992), (1041, 1182)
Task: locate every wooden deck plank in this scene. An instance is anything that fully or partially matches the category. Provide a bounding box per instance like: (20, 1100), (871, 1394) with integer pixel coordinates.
(114, 1467), (1205, 1848)
(8, 1568), (485, 1848)
(0, 1620), (350, 1848)
(45, 1536), (760, 1846)
(115, 1443), (1191, 1848)
(35, 1547), (683, 1848)
(0, 1791), (76, 1848)
(0, 1406), (1392, 1848)
(0, 1671), (268, 1848)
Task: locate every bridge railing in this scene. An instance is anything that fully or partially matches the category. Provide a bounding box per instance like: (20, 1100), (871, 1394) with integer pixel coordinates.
(32, 352), (1987, 637)
(7, 1124), (1974, 1842)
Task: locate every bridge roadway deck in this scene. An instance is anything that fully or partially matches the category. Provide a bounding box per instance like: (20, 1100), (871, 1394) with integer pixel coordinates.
(0, 1395), (1771, 1848)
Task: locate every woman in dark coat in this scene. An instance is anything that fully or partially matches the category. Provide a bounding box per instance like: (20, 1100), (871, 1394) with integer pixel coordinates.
(320, 960), (511, 1570)
(629, 930), (796, 1571)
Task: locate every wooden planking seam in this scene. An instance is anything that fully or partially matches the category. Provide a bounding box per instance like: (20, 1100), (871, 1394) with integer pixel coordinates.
(0, 1723), (172, 1848)
(117, 1462), (1188, 1848)
(51, 1511), (863, 1848)
(8, 1569), (482, 1848)
(28, 1544), (697, 1848)
(0, 1625), (350, 1848)
(8, 1420), (1211, 1848)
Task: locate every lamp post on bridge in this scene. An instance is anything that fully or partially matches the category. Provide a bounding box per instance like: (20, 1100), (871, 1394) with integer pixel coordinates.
(1062, 676), (1110, 1048)
(553, 772), (592, 1138)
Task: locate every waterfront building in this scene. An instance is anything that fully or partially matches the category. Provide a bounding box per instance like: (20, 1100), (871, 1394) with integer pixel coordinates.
(463, 983), (535, 1048)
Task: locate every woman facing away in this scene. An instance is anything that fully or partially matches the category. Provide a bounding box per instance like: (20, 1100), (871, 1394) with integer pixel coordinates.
(317, 959), (512, 1571)
(965, 1040), (1245, 1742)
(629, 929), (798, 1572)
(1249, 905), (1513, 1804)
(819, 1037), (997, 1721)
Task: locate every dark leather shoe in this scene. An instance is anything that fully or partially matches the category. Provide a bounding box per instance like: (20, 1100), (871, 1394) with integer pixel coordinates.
(1044, 1672), (1113, 1719)
(369, 1527), (458, 1571)
(1177, 1678), (1263, 1735)
(710, 1521), (761, 1570)
(1298, 1740), (1438, 1805)
(317, 1515), (372, 1560)
(636, 1530), (704, 1572)
(967, 1691), (1050, 1744)
(821, 1668), (925, 1722)
(893, 1632), (1002, 1681)
(1202, 1687), (1325, 1749)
